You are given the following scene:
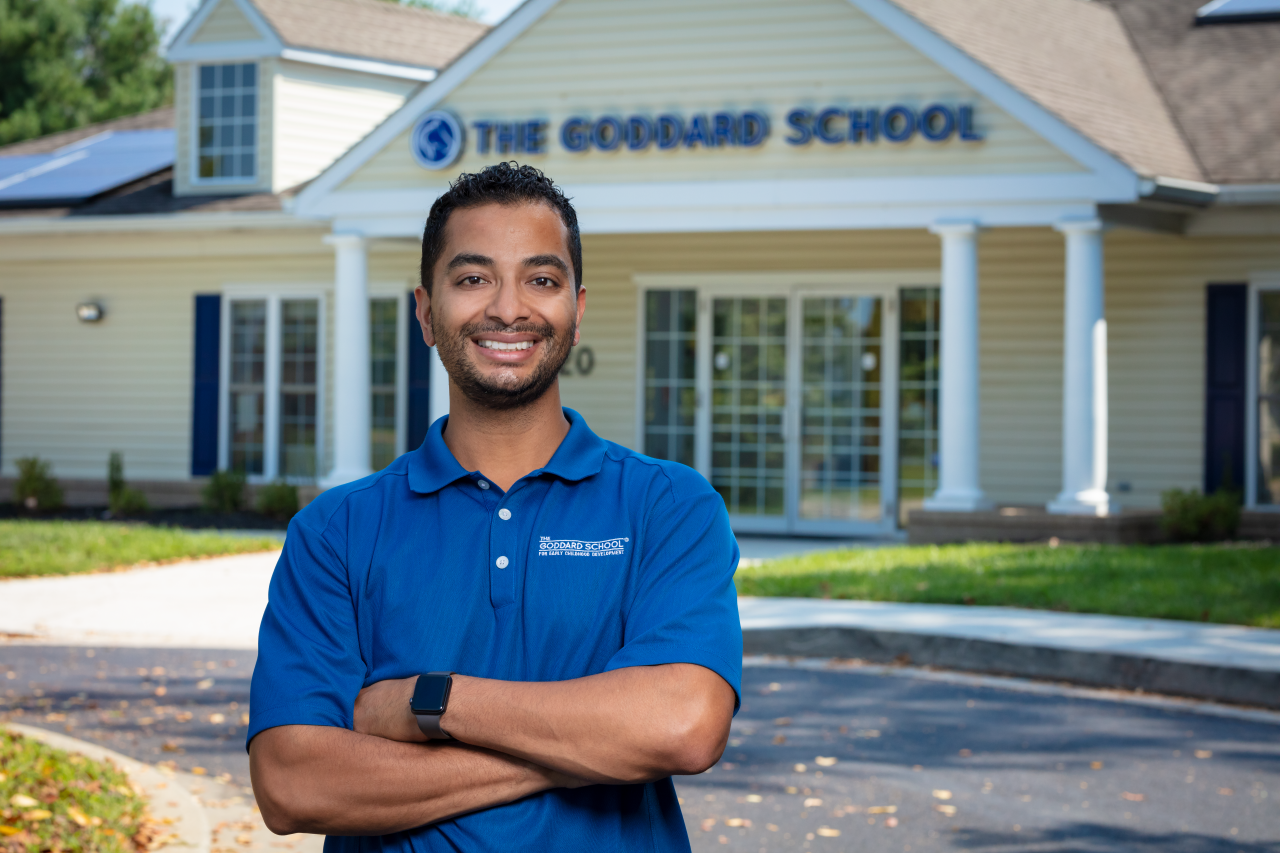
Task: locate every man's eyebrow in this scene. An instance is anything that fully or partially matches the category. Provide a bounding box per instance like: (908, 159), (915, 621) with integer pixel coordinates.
(523, 254), (570, 275)
(446, 252), (494, 271)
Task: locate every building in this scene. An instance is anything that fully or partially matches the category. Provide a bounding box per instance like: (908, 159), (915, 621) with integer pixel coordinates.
(1, 0), (1278, 537)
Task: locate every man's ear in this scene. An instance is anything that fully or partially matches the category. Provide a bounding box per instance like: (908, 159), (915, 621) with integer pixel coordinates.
(415, 284), (436, 347)
(573, 284), (586, 346)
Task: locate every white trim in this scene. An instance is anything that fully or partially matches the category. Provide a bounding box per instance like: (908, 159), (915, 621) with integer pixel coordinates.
(396, 290), (410, 458)
(848, 0), (1139, 187)
(1219, 184), (1280, 206)
(1248, 271), (1280, 509)
(189, 59), (262, 189)
(0, 212), (316, 235)
(166, 0), (282, 63)
(633, 284), (647, 453)
(278, 49), (437, 82)
(292, 0), (562, 213)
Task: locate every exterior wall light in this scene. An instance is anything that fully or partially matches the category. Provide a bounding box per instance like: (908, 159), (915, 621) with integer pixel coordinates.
(76, 302), (105, 323)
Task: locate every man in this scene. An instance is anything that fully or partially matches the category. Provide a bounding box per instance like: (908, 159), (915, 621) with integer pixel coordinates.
(247, 162), (742, 851)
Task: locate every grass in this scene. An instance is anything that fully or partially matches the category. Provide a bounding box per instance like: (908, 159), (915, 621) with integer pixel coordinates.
(734, 542), (1280, 628)
(0, 521), (282, 579)
(0, 729), (153, 852)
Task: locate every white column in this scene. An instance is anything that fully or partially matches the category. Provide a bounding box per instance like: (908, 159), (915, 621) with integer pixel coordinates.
(321, 233), (372, 487)
(923, 221), (991, 512)
(1048, 218), (1113, 515)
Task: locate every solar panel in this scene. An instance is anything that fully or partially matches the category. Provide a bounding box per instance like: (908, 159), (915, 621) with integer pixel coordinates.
(1197, 0), (1280, 22)
(0, 129), (175, 206)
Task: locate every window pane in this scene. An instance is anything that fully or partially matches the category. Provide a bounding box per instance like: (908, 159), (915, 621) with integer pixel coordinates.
(644, 290), (697, 469)
(280, 300), (319, 479)
(229, 301), (266, 475)
(370, 298), (398, 470)
(196, 62), (257, 180)
(898, 287), (941, 523)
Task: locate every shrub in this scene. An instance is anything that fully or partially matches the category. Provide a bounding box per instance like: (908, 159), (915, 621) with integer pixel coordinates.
(107, 451), (149, 516)
(14, 456), (63, 511)
(257, 480), (299, 521)
(203, 469), (246, 513)
(1161, 487), (1240, 542)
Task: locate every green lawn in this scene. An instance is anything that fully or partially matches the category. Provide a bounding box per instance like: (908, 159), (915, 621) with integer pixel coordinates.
(0, 729), (150, 852)
(0, 521), (281, 579)
(734, 542), (1280, 628)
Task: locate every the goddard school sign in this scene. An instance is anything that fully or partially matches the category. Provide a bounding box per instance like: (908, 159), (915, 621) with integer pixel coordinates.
(410, 104), (983, 170)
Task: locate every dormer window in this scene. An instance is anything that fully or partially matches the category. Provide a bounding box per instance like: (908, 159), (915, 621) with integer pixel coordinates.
(197, 62), (257, 181)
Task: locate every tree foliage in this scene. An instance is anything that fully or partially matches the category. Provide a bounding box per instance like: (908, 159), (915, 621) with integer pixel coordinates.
(0, 0), (172, 146)
(379, 0), (482, 19)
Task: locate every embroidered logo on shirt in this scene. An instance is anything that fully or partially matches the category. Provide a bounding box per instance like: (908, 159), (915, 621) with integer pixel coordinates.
(538, 536), (629, 557)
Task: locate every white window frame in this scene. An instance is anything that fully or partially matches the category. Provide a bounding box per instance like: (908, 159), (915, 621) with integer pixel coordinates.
(634, 270), (933, 536)
(367, 285), (411, 462)
(218, 287), (327, 483)
(191, 60), (261, 187)
(1245, 273), (1280, 510)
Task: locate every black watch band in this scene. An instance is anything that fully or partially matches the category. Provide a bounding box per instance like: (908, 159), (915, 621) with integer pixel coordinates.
(410, 672), (454, 740)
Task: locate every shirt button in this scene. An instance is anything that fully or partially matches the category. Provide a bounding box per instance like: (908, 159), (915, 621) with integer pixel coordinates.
(498, 508), (512, 521)
(477, 480), (490, 490)
(496, 556), (509, 569)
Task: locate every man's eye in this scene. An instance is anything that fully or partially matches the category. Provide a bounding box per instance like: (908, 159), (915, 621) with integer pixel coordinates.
(461, 276), (485, 286)
(532, 277), (557, 287)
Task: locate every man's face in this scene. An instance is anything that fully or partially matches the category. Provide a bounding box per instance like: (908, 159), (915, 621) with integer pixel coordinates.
(416, 201), (585, 410)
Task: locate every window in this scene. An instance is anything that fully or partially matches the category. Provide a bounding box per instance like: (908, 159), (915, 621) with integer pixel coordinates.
(1257, 291), (1280, 504)
(371, 298), (399, 470)
(898, 287), (940, 522)
(223, 296), (322, 480)
(643, 290), (697, 467)
(198, 62), (257, 180)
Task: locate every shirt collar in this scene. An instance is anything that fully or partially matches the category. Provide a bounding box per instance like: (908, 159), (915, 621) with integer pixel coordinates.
(407, 407), (606, 494)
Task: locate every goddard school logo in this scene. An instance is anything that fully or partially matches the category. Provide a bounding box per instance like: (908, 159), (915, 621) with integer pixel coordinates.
(410, 110), (464, 170)
(538, 536), (629, 557)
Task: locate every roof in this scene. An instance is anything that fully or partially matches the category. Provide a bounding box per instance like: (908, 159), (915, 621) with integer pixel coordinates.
(251, 0), (490, 70)
(0, 169), (287, 219)
(892, 0), (1206, 182)
(1110, 0), (1280, 184)
(0, 108), (174, 157)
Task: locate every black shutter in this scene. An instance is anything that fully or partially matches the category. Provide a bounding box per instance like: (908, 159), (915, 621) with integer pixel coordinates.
(191, 294), (221, 476)
(1204, 283), (1247, 494)
(407, 290), (432, 452)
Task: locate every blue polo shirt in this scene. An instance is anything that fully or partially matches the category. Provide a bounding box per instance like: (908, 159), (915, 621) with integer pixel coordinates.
(248, 409), (742, 852)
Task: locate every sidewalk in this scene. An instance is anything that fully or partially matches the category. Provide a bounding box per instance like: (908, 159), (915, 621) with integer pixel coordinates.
(2, 550), (1277, 706)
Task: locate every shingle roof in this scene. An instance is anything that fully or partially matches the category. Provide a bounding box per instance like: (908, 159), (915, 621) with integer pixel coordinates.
(1109, 0), (1280, 185)
(892, 0), (1205, 182)
(251, 0), (489, 70)
(0, 168), (288, 219)
(0, 107), (174, 157)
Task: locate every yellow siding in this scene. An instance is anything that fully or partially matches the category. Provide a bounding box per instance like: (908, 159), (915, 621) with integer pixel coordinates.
(189, 0), (261, 43)
(0, 229), (331, 481)
(341, 0), (1081, 193)
(174, 64), (193, 195)
(273, 62), (418, 193)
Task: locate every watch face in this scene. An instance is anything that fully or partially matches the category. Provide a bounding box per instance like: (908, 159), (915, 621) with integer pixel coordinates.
(411, 675), (451, 714)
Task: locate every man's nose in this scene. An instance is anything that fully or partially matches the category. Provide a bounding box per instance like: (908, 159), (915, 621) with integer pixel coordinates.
(486, 279), (531, 327)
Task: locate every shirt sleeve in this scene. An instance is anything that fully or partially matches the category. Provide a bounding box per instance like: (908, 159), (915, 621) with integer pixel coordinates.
(246, 509), (367, 749)
(604, 467), (743, 710)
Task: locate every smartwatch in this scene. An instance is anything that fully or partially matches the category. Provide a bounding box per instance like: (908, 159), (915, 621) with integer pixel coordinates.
(410, 672), (454, 740)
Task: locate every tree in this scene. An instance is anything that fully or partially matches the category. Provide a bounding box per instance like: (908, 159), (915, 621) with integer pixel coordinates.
(0, 0), (172, 146)
(379, 0), (482, 19)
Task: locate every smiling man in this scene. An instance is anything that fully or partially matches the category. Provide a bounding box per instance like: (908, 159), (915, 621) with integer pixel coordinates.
(246, 163), (742, 852)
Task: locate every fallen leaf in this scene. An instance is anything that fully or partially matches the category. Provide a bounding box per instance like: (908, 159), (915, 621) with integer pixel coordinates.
(198, 679), (214, 690)
(793, 764), (807, 773)
(1195, 750), (1212, 759)
(209, 713), (226, 725)
(154, 686), (167, 697)
(718, 835), (728, 844)
(774, 717), (792, 726)
(815, 756), (837, 767)
(240, 713), (250, 726)
(958, 748), (972, 757)
(236, 833), (253, 845)
(766, 823), (778, 831)
(1121, 792), (1145, 802)
(137, 717), (155, 726)
(8, 795), (37, 808)
(192, 767), (207, 776)
(816, 827), (841, 837)
(932, 790), (952, 800)
(773, 735), (786, 745)
(867, 806), (897, 814)
(161, 741), (183, 753)
(724, 818), (746, 827)
(1219, 788), (1234, 795)
(934, 804), (958, 817)
(884, 816), (899, 828)
(767, 682), (781, 692)
(804, 798), (823, 808)
(67, 807), (89, 827)
(745, 794), (763, 803)
(22, 810), (52, 821)
(785, 787), (798, 794)
(0, 826), (20, 836)
(700, 818), (716, 832)
(1090, 761), (1104, 770)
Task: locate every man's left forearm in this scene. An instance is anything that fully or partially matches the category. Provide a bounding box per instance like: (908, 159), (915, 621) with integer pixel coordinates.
(355, 663), (735, 784)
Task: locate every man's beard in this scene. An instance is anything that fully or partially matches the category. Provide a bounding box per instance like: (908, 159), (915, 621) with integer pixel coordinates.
(433, 316), (574, 411)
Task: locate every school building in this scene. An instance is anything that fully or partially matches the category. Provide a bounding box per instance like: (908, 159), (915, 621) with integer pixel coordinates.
(1, 0), (1278, 539)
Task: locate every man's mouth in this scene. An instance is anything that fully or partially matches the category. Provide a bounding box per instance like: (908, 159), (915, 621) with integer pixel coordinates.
(476, 339), (535, 352)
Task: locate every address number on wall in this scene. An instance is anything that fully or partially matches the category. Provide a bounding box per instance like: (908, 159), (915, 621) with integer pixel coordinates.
(560, 347), (596, 377)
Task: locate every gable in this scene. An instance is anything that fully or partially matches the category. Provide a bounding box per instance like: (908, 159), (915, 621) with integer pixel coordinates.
(338, 0), (1085, 195)
(189, 0), (264, 44)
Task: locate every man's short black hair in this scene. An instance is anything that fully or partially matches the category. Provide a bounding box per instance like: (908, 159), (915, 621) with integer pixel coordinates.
(419, 162), (582, 296)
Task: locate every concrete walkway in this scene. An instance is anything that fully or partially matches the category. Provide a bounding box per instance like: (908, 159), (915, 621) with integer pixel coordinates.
(2, 550), (1278, 705)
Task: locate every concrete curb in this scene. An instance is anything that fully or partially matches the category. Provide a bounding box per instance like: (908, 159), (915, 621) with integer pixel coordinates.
(742, 626), (1280, 709)
(4, 722), (211, 853)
